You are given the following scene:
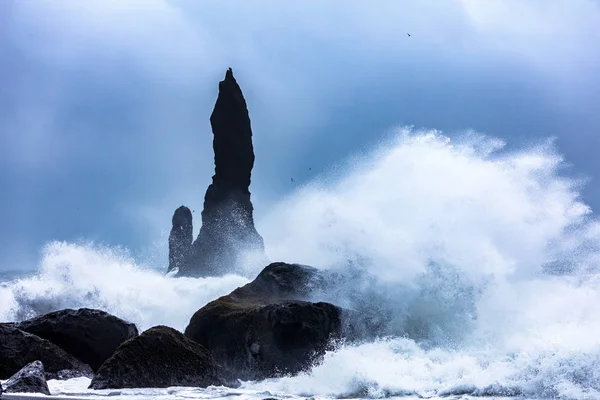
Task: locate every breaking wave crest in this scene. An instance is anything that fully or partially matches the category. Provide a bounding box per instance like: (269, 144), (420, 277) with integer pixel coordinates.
(251, 129), (600, 399)
(2, 128), (600, 399)
(0, 241), (247, 331)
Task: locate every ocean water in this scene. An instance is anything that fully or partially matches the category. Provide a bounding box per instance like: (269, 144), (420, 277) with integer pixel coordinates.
(1, 129), (599, 400)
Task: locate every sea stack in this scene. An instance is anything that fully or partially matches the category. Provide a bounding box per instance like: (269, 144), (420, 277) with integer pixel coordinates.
(169, 69), (264, 277)
(167, 206), (193, 273)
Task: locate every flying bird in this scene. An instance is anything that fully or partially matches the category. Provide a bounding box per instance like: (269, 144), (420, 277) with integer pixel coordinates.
(407, 33), (411, 37)
(291, 178), (294, 183)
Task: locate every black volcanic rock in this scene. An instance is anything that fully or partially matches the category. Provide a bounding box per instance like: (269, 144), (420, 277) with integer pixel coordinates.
(16, 308), (139, 372)
(184, 262), (342, 380)
(89, 325), (223, 389)
(168, 205), (193, 273)
(235, 262), (324, 300)
(3, 360), (50, 395)
(176, 68), (264, 277)
(0, 324), (92, 379)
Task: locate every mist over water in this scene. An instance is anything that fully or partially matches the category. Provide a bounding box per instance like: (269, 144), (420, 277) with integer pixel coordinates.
(1, 129), (599, 398)
(246, 130), (600, 398)
(0, 242), (248, 330)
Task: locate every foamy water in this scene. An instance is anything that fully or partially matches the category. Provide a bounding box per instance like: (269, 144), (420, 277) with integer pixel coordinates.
(1, 129), (599, 399)
(0, 242), (248, 331)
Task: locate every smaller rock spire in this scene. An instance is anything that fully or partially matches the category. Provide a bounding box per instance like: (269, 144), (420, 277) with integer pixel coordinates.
(168, 206), (193, 273)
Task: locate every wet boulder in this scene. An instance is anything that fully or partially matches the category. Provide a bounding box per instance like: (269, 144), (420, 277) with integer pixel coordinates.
(0, 324), (92, 379)
(16, 308), (139, 371)
(90, 325), (224, 389)
(185, 262), (342, 380)
(3, 360), (50, 395)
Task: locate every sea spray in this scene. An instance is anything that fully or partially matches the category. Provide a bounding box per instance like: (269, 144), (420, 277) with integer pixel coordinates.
(0, 241), (247, 331)
(248, 129), (600, 398)
(1, 129), (599, 398)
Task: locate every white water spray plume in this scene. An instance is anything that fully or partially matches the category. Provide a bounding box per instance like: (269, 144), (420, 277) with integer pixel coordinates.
(1, 129), (599, 399)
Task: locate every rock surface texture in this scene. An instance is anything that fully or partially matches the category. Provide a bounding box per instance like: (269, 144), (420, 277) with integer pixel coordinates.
(185, 262), (342, 380)
(16, 308), (139, 371)
(90, 325), (223, 389)
(2, 360), (51, 395)
(0, 323), (92, 379)
(171, 68), (264, 277)
(168, 206), (193, 273)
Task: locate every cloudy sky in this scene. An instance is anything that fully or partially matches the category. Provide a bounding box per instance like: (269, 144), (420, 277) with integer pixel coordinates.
(1, 0), (599, 272)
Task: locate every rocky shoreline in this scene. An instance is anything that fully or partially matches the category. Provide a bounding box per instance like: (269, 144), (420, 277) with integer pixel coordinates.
(0, 70), (358, 395)
(0, 262), (354, 393)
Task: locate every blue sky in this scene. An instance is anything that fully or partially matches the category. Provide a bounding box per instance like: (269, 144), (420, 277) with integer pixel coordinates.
(1, 0), (599, 271)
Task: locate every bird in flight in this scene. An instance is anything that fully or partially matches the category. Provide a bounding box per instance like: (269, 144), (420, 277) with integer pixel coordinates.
(407, 33), (411, 37)
(291, 178), (294, 183)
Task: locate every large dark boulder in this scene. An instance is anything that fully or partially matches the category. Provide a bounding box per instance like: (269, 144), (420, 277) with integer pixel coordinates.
(89, 325), (223, 389)
(16, 308), (139, 371)
(185, 262), (342, 380)
(3, 360), (50, 395)
(0, 324), (92, 379)
(174, 68), (264, 277)
(239, 262), (324, 300)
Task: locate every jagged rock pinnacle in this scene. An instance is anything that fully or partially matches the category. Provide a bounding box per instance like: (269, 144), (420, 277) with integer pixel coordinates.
(172, 69), (264, 277)
(209, 67), (254, 192)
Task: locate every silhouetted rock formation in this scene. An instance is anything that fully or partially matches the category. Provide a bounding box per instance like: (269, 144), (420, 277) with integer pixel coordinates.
(0, 324), (92, 379)
(184, 262), (342, 380)
(90, 325), (224, 389)
(16, 308), (139, 371)
(3, 360), (50, 395)
(168, 206), (193, 273)
(172, 68), (264, 277)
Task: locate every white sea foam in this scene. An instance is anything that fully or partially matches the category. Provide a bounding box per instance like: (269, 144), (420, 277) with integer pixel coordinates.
(0, 241), (247, 331)
(1, 129), (599, 399)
